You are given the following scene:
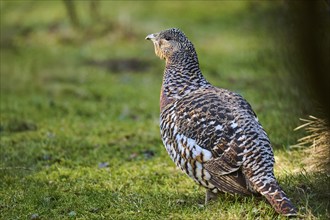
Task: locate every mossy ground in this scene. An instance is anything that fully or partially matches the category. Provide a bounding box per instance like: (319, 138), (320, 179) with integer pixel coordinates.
(1, 1), (329, 219)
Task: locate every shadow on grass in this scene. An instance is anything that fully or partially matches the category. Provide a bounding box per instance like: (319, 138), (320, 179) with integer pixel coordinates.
(279, 171), (330, 219)
(84, 58), (153, 73)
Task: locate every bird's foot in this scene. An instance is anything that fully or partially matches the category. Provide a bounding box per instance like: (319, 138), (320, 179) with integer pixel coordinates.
(205, 189), (220, 205)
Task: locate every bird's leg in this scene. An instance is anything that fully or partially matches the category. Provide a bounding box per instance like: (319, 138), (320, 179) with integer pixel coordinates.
(205, 189), (219, 205)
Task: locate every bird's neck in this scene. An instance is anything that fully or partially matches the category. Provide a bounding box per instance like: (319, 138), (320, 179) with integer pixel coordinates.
(160, 59), (210, 110)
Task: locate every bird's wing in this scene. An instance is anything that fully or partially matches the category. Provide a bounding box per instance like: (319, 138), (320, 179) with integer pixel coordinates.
(173, 87), (258, 156)
(205, 169), (253, 195)
(169, 87), (262, 194)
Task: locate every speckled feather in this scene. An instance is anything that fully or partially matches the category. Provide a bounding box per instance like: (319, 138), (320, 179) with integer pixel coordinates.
(146, 28), (297, 216)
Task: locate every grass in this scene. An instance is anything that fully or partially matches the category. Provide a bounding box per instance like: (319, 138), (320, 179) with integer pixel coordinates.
(1, 1), (329, 219)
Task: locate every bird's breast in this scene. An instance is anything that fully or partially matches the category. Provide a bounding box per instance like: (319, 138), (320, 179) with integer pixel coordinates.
(160, 108), (216, 189)
(160, 85), (175, 111)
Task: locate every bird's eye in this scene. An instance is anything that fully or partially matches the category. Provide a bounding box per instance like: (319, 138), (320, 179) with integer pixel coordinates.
(164, 36), (172, 41)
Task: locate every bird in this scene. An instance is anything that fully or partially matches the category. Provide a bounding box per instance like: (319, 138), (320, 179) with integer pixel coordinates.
(145, 28), (297, 216)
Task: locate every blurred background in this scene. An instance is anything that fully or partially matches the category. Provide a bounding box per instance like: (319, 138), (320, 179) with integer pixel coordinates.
(1, 0), (329, 146)
(1, 1), (329, 219)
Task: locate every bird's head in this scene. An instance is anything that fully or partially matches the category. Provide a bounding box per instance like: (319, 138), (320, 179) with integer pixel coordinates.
(146, 28), (198, 64)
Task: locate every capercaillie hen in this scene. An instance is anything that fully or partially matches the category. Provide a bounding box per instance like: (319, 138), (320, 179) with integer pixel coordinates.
(146, 28), (297, 216)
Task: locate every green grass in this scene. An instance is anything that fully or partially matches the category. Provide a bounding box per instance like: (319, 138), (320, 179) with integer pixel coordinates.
(1, 1), (329, 219)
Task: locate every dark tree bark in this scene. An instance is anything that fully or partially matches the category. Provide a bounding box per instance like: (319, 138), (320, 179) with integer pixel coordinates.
(90, 0), (101, 22)
(287, 1), (330, 121)
(63, 0), (80, 29)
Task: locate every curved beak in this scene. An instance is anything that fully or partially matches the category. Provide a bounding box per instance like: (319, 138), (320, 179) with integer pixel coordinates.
(145, 33), (157, 41)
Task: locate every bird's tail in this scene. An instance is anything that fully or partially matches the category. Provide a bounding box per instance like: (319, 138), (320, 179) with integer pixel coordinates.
(260, 182), (297, 216)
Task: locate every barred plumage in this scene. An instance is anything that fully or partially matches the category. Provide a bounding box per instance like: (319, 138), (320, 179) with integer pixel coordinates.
(146, 28), (297, 216)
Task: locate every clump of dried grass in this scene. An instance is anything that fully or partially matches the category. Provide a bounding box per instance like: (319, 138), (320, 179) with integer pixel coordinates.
(293, 115), (330, 173)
